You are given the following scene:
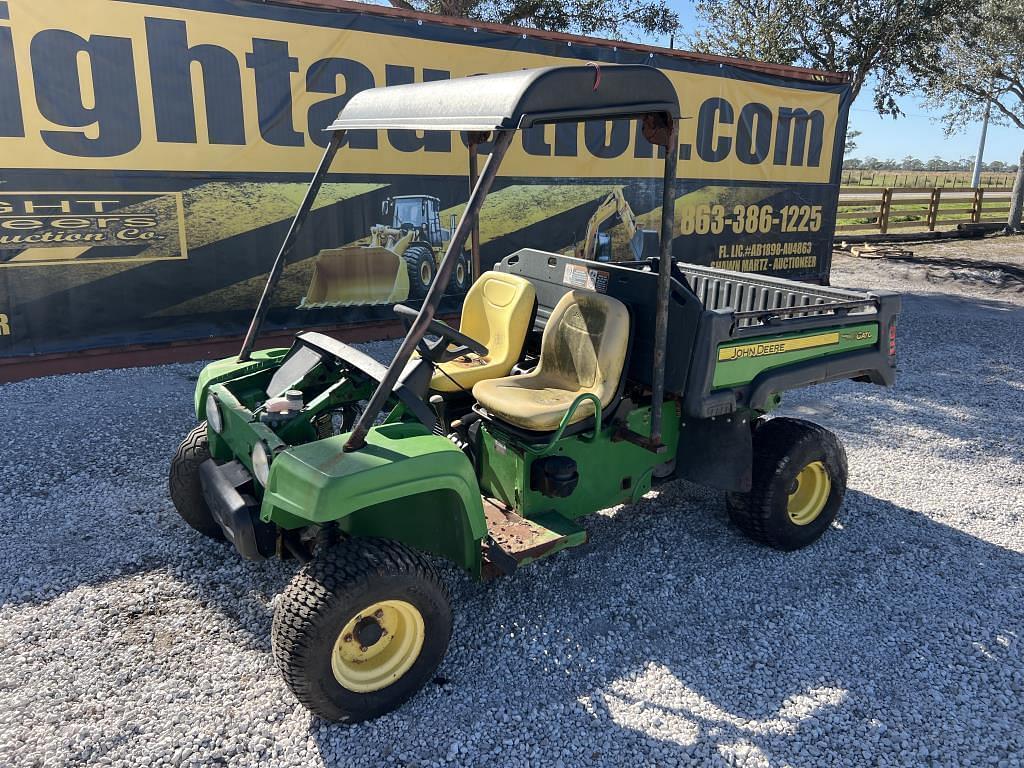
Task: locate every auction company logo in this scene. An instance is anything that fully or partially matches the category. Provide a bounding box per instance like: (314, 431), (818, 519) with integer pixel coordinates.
(0, 192), (187, 266)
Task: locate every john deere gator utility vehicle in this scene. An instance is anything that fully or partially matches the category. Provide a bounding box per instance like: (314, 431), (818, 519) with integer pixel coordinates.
(301, 194), (469, 307)
(170, 65), (900, 723)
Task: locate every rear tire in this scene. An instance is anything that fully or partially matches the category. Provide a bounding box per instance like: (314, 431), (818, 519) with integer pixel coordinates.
(727, 417), (847, 551)
(404, 245), (435, 300)
(447, 252), (471, 295)
(272, 537), (452, 723)
(169, 423), (225, 541)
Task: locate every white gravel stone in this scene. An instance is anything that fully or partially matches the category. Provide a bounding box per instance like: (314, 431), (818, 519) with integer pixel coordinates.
(1, 242), (1023, 767)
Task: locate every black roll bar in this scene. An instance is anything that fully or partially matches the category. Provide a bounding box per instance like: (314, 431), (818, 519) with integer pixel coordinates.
(343, 130), (516, 451)
(648, 118), (679, 449)
(238, 131), (345, 362)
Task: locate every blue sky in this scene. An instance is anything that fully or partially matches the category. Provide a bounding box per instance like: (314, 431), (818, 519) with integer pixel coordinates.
(843, 98), (1020, 164)
(644, 0), (1021, 163)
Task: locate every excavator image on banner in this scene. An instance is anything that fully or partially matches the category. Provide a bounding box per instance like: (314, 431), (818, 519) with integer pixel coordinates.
(301, 195), (471, 307)
(575, 188), (659, 262)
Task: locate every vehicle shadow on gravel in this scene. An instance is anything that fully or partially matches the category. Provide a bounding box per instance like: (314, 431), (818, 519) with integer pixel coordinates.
(565, 491), (1022, 765)
(299, 483), (1022, 765)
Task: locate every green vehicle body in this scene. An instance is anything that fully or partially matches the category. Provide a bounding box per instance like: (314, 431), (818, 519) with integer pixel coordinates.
(712, 322), (879, 389)
(192, 253), (898, 580)
(197, 357), (678, 578)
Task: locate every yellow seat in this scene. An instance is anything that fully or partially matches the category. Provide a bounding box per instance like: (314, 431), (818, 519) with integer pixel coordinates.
(472, 290), (630, 432)
(429, 271), (536, 393)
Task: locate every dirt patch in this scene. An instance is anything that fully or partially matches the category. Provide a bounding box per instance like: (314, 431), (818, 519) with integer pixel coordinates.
(831, 233), (1024, 301)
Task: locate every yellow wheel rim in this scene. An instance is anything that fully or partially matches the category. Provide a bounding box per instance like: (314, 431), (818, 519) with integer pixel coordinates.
(419, 261), (432, 286)
(455, 261), (466, 286)
(787, 460), (831, 526)
(331, 599), (425, 693)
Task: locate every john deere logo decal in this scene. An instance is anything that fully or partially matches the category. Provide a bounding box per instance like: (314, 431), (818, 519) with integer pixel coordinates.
(718, 331), (840, 362)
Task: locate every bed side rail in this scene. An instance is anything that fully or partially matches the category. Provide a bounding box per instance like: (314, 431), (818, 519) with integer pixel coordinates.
(673, 261), (877, 329)
(682, 290), (900, 419)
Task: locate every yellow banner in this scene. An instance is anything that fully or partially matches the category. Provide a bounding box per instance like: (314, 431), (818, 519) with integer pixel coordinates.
(0, 0), (840, 183)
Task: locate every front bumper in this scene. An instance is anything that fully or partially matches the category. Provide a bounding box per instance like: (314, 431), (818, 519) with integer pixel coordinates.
(198, 459), (275, 560)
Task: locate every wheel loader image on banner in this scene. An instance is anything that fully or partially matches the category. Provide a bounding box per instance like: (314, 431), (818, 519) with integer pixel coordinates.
(574, 187), (659, 263)
(300, 195), (469, 308)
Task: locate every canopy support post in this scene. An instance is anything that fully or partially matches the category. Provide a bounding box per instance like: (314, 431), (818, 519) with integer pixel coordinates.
(649, 119), (679, 448)
(238, 131), (344, 362)
(344, 130), (515, 451)
(468, 136), (483, 283)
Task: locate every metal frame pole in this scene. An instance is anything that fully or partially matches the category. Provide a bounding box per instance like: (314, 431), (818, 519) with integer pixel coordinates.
(649, 119), (679, 448)
(344, 130), (515, 451)
(468, 140), (482, 282)
(238, 131), (344, 361)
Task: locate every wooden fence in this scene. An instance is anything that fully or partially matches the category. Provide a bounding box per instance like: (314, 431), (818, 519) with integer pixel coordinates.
(835, 187), (1018, 235)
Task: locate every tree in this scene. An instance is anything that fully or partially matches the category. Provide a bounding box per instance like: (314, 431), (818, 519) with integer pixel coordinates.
(384, 0), (678, 37)
(914, 0), (1024, 231)
(687, 0), (976, 116)
(687, 0), (800, 63)
(844, 155), (1020, 172)
(845, 129), (862, 155)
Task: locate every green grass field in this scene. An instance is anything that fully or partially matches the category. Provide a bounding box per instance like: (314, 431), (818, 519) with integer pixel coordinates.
(840, 170), (1016, 189)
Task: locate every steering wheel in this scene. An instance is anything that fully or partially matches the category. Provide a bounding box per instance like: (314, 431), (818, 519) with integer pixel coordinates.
(393, 304), (488, 364)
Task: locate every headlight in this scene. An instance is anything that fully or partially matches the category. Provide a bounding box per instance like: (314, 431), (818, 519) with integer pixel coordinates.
(251, 441), (271, 486)
(205, 392), (223, 434)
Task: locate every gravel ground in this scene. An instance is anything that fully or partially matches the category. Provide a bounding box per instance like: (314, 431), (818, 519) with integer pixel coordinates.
(2, 237), (1023, 768)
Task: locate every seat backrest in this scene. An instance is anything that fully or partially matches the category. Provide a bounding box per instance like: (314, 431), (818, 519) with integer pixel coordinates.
(459, 271), (536, 365)
(536, 290), (630, 406)
(496, 249), (704, 395)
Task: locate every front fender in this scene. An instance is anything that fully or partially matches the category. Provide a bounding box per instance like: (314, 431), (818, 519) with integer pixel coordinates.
(261, 422), (486, 573)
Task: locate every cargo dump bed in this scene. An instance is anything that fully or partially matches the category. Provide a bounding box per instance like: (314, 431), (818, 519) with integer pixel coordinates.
(671, 261), (899, 418)
(497, 249), (900, 421)
(676, 263), (878, 328)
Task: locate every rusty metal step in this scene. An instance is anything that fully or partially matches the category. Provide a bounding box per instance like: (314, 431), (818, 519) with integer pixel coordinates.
(480, 498), (587, 579)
